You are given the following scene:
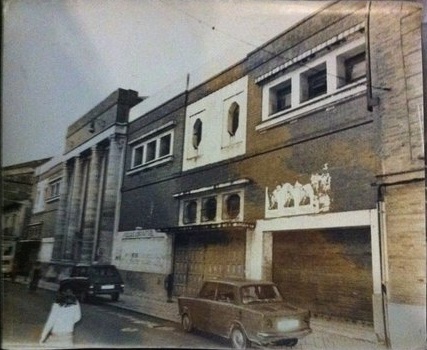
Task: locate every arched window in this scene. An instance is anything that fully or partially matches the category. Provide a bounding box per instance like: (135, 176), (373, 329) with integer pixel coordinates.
(192, 119), (202, 149)
(228, 102), (239, 136)
(225, 193), (240, 219)
(201, 196), (217, 222)
(183, 200), (197, 224)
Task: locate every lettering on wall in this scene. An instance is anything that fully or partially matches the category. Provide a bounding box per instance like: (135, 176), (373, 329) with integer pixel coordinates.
(265, 163), (331, 218)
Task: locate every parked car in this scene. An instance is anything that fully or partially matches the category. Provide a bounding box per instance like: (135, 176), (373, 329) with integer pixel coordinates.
(59, 264), (124, 302)
(178, 279), (311, 349)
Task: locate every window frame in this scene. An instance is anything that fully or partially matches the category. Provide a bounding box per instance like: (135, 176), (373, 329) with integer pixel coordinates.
(180, 190), (244, 226)
(260, 38), (367, 128)
(269, 79), (292, 115)
(130, 129), (174, 169)
(192, 118), (203, 149)
(46, 178), (61, 202)
(227, 102), (240, 136)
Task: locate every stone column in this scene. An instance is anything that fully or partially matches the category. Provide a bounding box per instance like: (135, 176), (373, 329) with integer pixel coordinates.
(52, 161), (70, 261)
(97, 134), (126, 263)
(81, 145), (101, 263)
(64, 156), (82, 261)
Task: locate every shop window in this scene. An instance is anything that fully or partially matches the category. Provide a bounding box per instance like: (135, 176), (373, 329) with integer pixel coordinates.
(192, 119), (202, 149)
(270, 80), (292, 115)
(224, 193), (241, 220)
(183, 200), (197, 224)
(301, 63), (327, 102)
(228, 102), (240, 136)
(201, 196), (217, 222)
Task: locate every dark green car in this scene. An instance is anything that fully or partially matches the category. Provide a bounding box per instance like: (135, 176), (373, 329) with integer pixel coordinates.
(59, 264), (124, 302)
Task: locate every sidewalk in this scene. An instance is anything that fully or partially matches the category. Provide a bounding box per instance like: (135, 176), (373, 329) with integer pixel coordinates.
(23, 278), (387, 349)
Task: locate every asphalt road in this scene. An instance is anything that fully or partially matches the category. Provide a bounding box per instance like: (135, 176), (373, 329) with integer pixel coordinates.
(2, 280), (231, 349)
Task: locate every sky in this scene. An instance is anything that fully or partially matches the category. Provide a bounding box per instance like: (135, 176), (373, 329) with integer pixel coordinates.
(2, 0), (327, 167)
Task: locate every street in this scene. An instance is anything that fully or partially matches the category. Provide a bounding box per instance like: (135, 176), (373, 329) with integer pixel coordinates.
(2, 280), (230, 349)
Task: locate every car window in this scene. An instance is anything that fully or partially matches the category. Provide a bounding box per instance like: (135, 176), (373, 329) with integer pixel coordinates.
(241, 284), (283, 304)
(90, 266), (119, 277)
(216, 283), (235, 303)
(199, 282), (217, 300)
(71, 267), (89, 277)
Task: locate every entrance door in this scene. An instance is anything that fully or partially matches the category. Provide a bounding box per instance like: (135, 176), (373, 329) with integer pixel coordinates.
(173, 230), (245, 297)
(273, 227), (373, 323)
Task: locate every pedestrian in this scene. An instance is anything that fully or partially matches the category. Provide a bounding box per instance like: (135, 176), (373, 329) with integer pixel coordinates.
(28, 261), (42, 292)
(39, 289), (81, 348)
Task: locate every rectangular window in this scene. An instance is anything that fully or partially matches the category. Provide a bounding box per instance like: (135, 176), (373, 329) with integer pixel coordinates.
(133, 145), (144, 167)
(130, 130), (174, 170)
(300, 63), (327, 102)
(270, 80), (292, 115)
(146, 140), (157, 162)
(159, 134), (171, 157)
(47, 180), (61, 200)
(307, 68), (327, 100)
(345, 52), (366, 83)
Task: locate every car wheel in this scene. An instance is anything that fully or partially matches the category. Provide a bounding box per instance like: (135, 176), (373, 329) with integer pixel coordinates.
(111, 292), (120, 302)
(231, 327), (248, 349)
(283, 338), (298, 347)
(181, 314), (193, 333)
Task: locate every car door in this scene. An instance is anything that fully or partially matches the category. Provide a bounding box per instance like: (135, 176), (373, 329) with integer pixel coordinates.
(194, 282), (217, 332)
(209, 283), (239, 337)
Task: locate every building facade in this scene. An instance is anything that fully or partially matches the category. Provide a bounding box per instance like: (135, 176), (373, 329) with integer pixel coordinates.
(2, 158), (51, 277)
(116, 1), (425, 349)
(28, 157), (64, 279)
(50, 89), (143, 271)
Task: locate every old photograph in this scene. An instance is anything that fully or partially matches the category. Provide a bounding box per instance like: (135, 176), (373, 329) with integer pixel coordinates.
(2, 1), (426, 349)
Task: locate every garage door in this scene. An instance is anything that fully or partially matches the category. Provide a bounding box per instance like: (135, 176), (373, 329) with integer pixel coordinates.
(173, 230), (245, 297)
(273, 227), (373, 323)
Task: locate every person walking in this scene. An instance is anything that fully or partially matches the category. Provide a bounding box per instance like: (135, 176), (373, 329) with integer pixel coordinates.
(39, 289), (81, 348)
(28, 261), (42, 292)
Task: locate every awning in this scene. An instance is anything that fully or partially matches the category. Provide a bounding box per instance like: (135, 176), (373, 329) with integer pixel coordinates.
(158, 221), (255, 233)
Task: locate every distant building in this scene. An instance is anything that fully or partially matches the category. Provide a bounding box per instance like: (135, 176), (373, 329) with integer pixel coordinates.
(2, 158), (51, 277)
(28, 156), (64, 279)
(116, 1), (425, 349)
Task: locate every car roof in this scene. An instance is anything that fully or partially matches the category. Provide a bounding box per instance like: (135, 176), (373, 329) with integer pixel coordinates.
(203, 278), (275, 288)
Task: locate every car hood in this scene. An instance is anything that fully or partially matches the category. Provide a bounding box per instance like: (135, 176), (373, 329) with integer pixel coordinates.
(245, 302), (308, 316)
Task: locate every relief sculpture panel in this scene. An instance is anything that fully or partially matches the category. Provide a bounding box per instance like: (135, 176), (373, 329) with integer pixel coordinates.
(265, 163), (331, 218)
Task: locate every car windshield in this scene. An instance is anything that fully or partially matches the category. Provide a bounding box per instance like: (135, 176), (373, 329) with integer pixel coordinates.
(240, 284), (283, 304)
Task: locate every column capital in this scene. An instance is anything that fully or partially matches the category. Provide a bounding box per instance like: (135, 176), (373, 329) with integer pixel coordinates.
(109, 134), (127, 149)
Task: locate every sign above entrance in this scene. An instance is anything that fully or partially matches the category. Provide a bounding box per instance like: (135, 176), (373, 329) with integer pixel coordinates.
(265, 164), (331, 218)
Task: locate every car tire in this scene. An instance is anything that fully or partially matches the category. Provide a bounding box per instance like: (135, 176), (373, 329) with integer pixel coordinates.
(231, 327), (249, 349)
(283, 338), (298, 347)
(111, 292), (120, 302)
(181, 314), (193, 333)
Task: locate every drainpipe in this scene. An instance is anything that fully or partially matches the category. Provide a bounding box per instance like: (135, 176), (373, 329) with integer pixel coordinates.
(421, 1), (427, 344)
(367, 2), (390, 345)
(366, 1), (380, 111)
(377, 184), (390, 347)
